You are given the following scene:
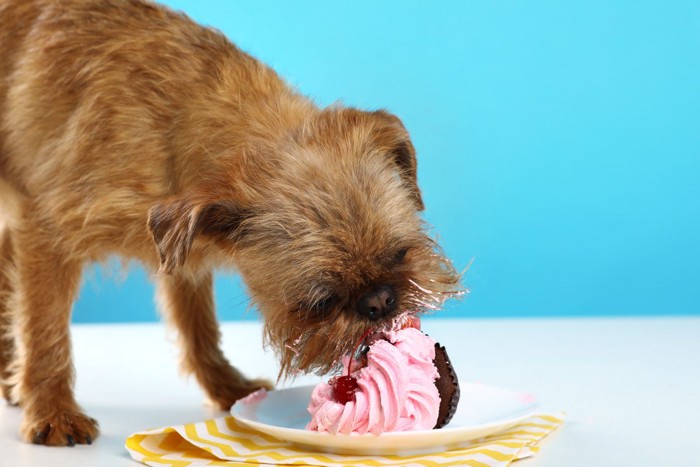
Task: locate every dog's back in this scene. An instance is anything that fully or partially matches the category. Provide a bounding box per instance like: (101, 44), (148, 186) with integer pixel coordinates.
(2, 0), (183, 259)
(0, 0), (292, 262)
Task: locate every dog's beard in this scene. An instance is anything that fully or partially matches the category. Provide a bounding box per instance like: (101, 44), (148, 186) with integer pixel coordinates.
(264, 244), (464, 379)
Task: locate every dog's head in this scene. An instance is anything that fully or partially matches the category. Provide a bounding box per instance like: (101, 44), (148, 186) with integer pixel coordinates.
(148, 108), (462, 377)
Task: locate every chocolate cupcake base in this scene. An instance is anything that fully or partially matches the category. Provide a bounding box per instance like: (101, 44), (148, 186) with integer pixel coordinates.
(433, 343), (460, 428)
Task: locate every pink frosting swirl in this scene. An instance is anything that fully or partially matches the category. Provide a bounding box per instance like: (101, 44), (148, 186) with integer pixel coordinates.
(306, 327), (440, 434)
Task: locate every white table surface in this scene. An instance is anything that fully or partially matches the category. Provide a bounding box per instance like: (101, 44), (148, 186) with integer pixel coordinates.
(1, 317), (698, 466)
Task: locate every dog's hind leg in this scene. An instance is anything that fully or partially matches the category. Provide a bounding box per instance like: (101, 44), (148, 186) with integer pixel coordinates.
(0, 226), (17, 404)
(156, 271), (273, 410)
(12, 213), (98, 445)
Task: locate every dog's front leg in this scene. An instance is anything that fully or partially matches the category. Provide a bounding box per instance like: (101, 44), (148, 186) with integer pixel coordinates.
(12, 219), (98, 446)
(0, 228), (16, 404)
(156, 271), (273, 410)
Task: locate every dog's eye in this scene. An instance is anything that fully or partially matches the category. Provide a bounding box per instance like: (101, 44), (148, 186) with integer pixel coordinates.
(394, 247), (409, 264)
(309, 295), (338, 315)
(315, 295), (337, 310)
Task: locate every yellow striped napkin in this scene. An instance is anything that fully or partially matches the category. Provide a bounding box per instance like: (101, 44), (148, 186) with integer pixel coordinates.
(125, 413), (563, 466)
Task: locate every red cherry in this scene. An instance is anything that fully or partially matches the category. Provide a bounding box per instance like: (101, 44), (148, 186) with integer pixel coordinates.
(329, 326), (375, 405)
(332, 375), (358, 404)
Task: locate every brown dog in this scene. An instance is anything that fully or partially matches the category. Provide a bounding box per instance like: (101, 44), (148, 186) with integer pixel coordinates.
(0, 0), (461, 446)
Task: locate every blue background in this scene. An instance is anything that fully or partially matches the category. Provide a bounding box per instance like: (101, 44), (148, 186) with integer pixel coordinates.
(72, 0), (700, 323)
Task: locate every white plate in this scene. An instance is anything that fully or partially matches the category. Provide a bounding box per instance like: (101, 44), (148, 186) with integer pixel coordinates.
(231, 383), (539, 456)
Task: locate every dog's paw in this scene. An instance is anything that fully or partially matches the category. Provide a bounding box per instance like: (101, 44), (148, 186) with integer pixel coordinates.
(21, 411), (99, 446)
(207, 378), (274, 411)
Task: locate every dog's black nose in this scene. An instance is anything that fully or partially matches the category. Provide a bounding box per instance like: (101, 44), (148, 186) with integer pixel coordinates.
(357, 285), (396, 320)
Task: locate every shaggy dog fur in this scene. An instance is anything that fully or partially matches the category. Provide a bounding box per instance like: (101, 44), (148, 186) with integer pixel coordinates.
(0, 0), (461, 446)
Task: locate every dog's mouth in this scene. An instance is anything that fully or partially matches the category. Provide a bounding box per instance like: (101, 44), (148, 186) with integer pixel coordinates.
(269, 271), (464, 380)
(355, 312), (422, 353)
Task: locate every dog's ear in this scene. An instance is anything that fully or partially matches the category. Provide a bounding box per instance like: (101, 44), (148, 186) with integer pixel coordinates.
(371, 110), (424, 211)
(147, 197), (246, 274)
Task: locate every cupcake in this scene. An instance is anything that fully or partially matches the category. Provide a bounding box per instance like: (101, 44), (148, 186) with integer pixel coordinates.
(306, 320), (460, 434)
